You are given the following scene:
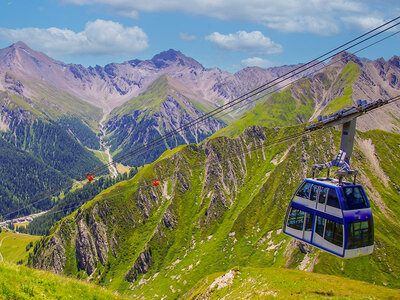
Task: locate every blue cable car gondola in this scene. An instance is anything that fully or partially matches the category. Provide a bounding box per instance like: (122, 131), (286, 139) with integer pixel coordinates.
(283, 100), (381, 258)
(283, 177), (374, 258)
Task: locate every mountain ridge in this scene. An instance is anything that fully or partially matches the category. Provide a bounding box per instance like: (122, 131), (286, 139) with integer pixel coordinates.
(0, 41), (325, 113)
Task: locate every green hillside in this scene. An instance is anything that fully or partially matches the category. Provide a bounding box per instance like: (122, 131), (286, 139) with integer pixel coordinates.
(0, 231), (40, 264)
(30, 123), (400, 298)
(109, 75), (170, 116)
(109, 75), (226, 123)
(22, 79), (103, 130)
(212, 83), (314, 138)
(212, 61), (361, 139)
(322, 62), (360, 115)
(0, 261), (126, 300)
(186, 267), (400, 299)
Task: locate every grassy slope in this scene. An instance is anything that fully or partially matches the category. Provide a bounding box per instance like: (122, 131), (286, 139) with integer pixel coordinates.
(0, 261), (126, 300)
(186, 267), (400, 299)
(212, 81), (315, 138)
(322, 62), (360, 115)
(0, 231), (40, 264)
(22, 79), (103, 129)
(0, 92), (47, 121)
(29, 60), (399, 298)
(33, 125), (400, 299)
(108, 75), (229, 125)
(212, 61), (361, 139)
(109, 75), (169, 119)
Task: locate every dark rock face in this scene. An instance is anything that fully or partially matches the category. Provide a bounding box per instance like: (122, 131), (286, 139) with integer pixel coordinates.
(74, 203), (112, 275)
(125, 248), (153, 282)
(75, 218), (98, 275)
(31, 220), (72, 274)
(162, 208), (176, 229)
(4, 73), (24, 95)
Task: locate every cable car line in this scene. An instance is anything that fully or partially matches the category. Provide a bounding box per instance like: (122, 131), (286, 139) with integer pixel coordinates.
(214, 29), (400, 122)
(1, 17), (399, 222)
(12, 94), (399, 226)
(5, 94), (399, 232)
(87, 18), (400, 177)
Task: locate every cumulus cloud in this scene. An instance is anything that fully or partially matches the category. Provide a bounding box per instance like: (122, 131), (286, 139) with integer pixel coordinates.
(241, 57), (279, 68)
(206, 31), (283, 55)
(341, 16), (387, 31)
(0, 19), (149, 57)
(179, 32), (197, 41)
(62, 0), (390, 35)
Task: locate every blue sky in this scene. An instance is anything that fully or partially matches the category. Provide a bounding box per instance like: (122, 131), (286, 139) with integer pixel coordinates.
(0, 0), (399, 72)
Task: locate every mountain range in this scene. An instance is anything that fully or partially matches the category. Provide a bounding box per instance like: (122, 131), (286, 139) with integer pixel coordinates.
(0, 42), (328, 217)
(0, 39), (399, 298)
(0, 41), (323, 114)
(0, 40), (399, 214)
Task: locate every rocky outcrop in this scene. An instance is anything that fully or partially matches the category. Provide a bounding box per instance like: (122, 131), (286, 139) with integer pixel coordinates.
(31, 219), (73, 274)
(75, 218), (98, 275)
(4, 72), (23, 95)
(125, 248), (153, 282)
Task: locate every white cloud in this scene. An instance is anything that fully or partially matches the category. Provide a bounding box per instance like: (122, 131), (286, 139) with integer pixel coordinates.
(62, 0), (391, 35)
(206, 31), (283, 55)
(262, 16), (340, 36)
(179, 32), (197, 41)
(341, 16), (387, 31)
(241, 57), (279, 68)
(0, 19), (149, 57)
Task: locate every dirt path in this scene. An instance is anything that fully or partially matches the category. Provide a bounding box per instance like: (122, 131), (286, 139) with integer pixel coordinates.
(0, 235), (10, 262)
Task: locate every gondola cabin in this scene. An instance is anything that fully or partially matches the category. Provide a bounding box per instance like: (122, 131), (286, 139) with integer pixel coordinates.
(283, 178), (374, 258)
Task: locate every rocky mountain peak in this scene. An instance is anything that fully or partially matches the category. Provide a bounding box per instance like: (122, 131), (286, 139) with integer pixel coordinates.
(388, 56), (400, 68)
(11, 41), (31, 51)
(151, 49), (203, 69)
(329, 51), (364, 68)
(0, 41), (62, 72)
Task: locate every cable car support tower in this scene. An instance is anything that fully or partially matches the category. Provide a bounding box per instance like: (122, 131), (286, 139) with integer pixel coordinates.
(305, 99), (388, 185)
